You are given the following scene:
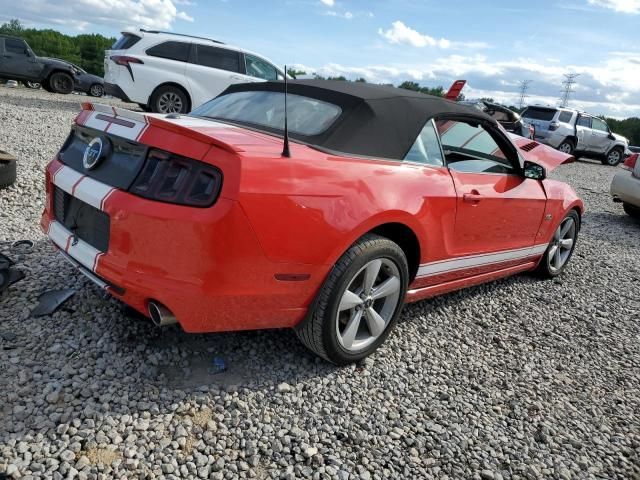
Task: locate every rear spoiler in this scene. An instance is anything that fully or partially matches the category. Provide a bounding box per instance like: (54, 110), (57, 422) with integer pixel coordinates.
(78, 103), (240, 154)
(445, 80), (466, 101)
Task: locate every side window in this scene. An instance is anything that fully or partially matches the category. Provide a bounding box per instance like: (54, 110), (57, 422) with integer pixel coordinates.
(5, 38), (27, 55)
(404, 120), (444, 166)
(591, 118), (609, 132)
(146, 41), (190, 62)
(435, 119), (515, 174)
(558, 111), (573, 123)
(245, 54), (278, 80)
(195, 45), (240, 72)
(576, 116), (591, 128)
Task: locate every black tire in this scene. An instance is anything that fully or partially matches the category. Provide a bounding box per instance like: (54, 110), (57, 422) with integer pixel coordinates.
(149, 85), (190, 114)
(603, 146), (624, 166)
(295, 233), (409, 365)
(534, 210), (580, 278)
(0, 156), (17, 189)
(138, 103), (151, 112)
(48, 71), (74, 94)
(89, 83), (104, 97)
(557, 139), (575, 155)
(623, 203), (640, 219)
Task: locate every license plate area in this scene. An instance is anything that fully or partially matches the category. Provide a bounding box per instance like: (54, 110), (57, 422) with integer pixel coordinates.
(54, 186), (110, 252)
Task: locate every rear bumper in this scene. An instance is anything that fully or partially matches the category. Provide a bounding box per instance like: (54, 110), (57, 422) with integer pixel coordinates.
(42, 158), (324, 333)
(611, 169), (640, 208)
(104, 82), (132, 103)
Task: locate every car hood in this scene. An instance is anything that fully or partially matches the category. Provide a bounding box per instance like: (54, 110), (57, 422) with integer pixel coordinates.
(613, 133), (629, 144)
(38, 57), (73, 69)
(510, 135), (574, 173)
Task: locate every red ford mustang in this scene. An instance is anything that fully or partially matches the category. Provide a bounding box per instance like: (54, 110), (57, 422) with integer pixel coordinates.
(42, 81), (583, 364)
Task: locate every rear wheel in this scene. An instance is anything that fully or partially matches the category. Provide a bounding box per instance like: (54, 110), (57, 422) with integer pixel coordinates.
(150, 85), (190, 114)
(48, 72), (74, 94)
(535, 210), (580, 278)
(557, 139), (575, 155)
(89, 83), (104, 97)
(603, 147), (623, 166)
(296, 234), (408, 365)
(623, 203), (640, 219)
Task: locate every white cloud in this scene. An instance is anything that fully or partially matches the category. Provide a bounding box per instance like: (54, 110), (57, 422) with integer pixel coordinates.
(588, 0), (640, 13)
(0, 0), (193, 31)
(378, 21), (489, 50)
(320, 0), (335, 6)
(325, 10), (353, 19)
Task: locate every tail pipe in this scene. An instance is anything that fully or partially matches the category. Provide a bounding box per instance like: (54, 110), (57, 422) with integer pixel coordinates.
(148, 301), (178, 327)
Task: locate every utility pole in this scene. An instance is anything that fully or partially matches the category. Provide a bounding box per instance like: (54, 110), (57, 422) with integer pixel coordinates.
(560, 73), (580, 107)
(517, 80), (532, 110)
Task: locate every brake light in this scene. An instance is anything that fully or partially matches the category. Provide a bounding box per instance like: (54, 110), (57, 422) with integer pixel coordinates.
(622, 153), (638, 171)
(548, 121), (559, 131)
(110, 55), (144, 66)
(130, 149), (223, 207)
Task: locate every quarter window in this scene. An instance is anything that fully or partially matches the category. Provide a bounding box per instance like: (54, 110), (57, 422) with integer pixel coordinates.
(558, 111), (573, 123)
(435, 120), (515, 174)
(146, 41), (190, 62)
(112, 34), (141, 50)
(245, 54), (279, 80)
(195, 45), (240, 72)
(404, 120), (444, 166)
(576, 116), (591, 128)
(5, 38), (27, 55)
(591, 118), (609, 132)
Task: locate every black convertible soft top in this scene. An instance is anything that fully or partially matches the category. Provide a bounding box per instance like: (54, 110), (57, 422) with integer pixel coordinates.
(217, 80), (496, 160)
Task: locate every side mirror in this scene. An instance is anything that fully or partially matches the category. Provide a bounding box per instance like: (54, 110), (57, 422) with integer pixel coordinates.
(523, 160), (546, 180)
(608, 133), (615, 140)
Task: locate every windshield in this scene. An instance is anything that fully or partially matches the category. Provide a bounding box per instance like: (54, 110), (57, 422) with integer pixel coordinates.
(190, 91), (342, 136)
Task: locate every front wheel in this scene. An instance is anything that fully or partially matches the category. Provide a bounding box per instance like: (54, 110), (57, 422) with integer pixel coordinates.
(48, 72), (74, 94)
(89, 84), (104, 97)
(603, 147), (623, 166)
(535, 210), (580, 278)
(296, 234), (408, 365)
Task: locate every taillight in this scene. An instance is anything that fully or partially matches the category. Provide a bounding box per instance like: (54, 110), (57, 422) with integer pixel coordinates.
(622, 153), (638, 171)
(129, 149), (223, 207)
(548, 121), (559, 131)
(110, 55), (144, 66)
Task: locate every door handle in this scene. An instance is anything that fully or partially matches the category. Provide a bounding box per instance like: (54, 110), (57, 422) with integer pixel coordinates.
(463, 191), (483, 204)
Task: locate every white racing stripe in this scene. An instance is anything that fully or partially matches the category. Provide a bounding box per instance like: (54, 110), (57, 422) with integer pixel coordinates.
(47, 220), (101, 272)
(52, 166), (84, 195)
(82, 110), (147, 142)
(48, 220), (71, 250)
(417, 244), (548, 278)
(52, 165), (115, 211)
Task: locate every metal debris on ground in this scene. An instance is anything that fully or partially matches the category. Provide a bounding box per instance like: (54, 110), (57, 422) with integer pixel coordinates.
(0, 252), (24, 293)
(31, 289), (76, 317)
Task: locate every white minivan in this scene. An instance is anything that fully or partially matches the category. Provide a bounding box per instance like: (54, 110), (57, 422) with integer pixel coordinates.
(104, 29), (286, 113)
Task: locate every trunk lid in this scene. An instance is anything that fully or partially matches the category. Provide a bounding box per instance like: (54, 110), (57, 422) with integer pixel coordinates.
(511, 136), (574, 173)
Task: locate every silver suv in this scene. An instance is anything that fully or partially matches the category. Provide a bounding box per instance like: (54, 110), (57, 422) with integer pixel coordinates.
(521, 106), (630, 166)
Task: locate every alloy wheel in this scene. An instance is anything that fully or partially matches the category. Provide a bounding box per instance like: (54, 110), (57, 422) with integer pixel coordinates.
(559, 142), (572, 154)
(335, 258), (401, 352)
(90, 84), (104, 97)
(607, 150), (621, 165)
(548, 217), (576, 272)
(52, 75), (71, 93)
(158, 92), (183, 113)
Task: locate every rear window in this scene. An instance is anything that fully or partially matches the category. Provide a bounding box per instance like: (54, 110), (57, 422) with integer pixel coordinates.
(191, 91), (342, 136)
(112, 33), (141, 50)
(522, 107), (557, 121)
(558, 111), (573, 123)
(146, 41), (190, 62)
(194, 45), (240, 72)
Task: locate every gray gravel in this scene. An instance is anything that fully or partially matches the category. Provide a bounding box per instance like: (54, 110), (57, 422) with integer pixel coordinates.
(1, 85), (639, 479)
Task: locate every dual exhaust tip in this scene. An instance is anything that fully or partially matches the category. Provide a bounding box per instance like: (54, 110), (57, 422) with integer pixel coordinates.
(148, 301), (178, 327)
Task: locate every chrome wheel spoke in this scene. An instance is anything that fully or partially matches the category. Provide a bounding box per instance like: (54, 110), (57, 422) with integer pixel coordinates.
(548, 245), (558, 260)
(371, 276), (400, 300)
(341, 310), (363, 350)
(554, 248), (562, 269)
(365, 307), (386, 338)
(560, 238), (573, 249)
(560, 218), (574, 237)
(363, 259), (382, 295)
(339, 290), (363, 312)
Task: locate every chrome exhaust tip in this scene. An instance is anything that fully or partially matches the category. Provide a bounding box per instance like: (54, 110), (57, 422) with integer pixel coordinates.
(148, 302), (178, 327)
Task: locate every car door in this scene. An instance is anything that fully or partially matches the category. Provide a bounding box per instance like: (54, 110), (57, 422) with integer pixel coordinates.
(434, 118), (547, 259)
(575, 115), (592, 151)
(590, 117), (613, 154)
(0, 37), (40, 80)
(185, 44), (244, 109)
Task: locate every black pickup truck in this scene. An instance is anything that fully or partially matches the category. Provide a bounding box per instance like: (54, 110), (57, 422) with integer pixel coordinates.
(0, 35), (76, 94)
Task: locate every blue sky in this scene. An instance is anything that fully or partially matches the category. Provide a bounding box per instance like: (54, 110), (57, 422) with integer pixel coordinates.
(2, 0), (640, 117)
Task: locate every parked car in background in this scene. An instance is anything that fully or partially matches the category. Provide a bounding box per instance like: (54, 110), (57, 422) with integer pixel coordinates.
(521, 106), (630, 166)
(42, 80), (583, 364)
(21, 61), (104, 96)
(103, 29), (286, 113)
(611, 153), (640, 218)
(629, 146), (640, 154)
(460, 100), (534, 139)
(0, 35), (76, 94)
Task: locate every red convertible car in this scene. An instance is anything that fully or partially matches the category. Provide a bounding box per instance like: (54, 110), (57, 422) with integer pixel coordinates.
(42, 81), (583, 364)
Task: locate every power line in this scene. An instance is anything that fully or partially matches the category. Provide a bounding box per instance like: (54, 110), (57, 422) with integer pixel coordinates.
(560, 73), (580, 107)
(517, 80), (532, 110)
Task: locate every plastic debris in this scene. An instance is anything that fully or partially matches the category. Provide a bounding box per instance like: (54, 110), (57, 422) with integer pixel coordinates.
(31, 289), (76, 317)
(209, 357), (227, 375)
(11, 239), (34, 254)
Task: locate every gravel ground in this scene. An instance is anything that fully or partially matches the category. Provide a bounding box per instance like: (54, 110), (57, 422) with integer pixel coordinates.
(1, 85), (639, 480)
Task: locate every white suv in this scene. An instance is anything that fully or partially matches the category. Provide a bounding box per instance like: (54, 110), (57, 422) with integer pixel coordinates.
(104, 29), (286, 113)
